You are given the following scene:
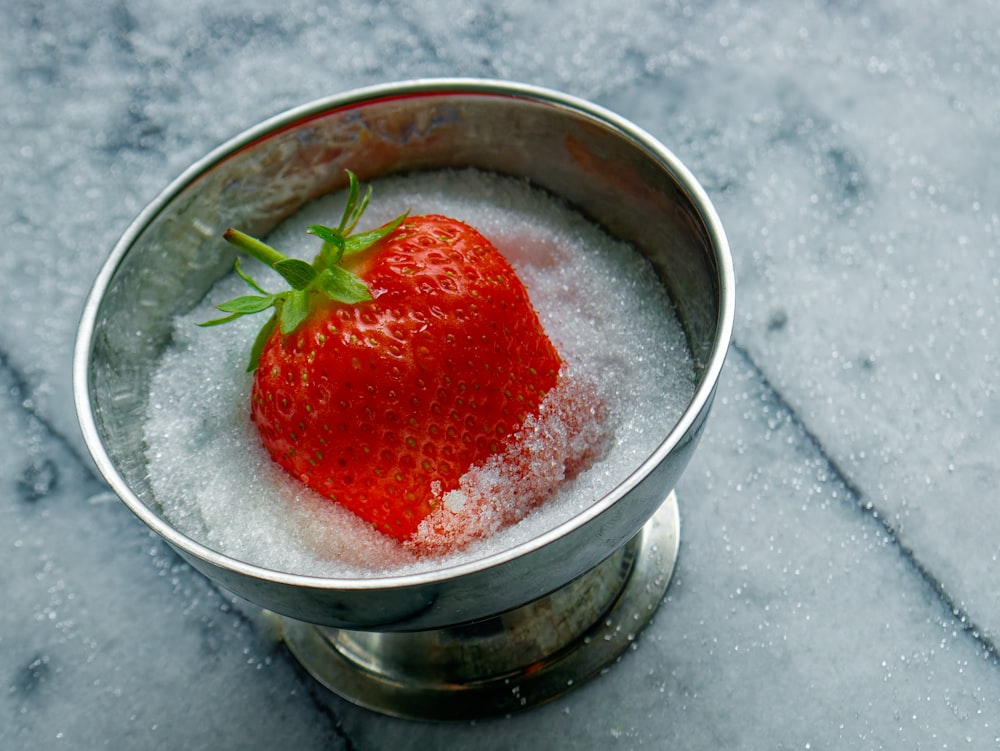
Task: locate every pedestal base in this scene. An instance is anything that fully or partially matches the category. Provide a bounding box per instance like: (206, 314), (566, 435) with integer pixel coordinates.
(278, 492), (680, 721)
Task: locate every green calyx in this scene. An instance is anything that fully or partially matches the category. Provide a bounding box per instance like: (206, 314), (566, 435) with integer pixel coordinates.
(199, 170), (407, 371)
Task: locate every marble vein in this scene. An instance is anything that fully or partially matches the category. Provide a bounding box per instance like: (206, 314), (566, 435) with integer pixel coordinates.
(732, 339), (1000, 663)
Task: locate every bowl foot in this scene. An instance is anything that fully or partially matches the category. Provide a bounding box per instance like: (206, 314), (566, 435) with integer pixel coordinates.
(275, 492), (680, 721)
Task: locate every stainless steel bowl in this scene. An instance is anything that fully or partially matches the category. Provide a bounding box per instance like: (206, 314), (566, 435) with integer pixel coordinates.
(74, 79), (734, 719)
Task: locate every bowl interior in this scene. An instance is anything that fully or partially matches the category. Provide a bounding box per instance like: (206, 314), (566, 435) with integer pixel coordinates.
(76, 81), (732, 628)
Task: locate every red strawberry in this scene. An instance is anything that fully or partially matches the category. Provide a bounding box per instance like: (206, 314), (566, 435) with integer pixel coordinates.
(203, 172), (562, 542)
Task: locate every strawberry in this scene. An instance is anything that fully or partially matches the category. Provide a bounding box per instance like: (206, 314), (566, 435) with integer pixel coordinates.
(203, 172), (562, 542)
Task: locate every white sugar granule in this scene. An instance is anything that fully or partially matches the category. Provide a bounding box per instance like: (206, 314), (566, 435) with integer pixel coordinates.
(144, 169), (695, 577)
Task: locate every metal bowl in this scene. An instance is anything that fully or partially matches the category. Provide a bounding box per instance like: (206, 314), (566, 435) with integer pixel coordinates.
(74, 79), (734, 719)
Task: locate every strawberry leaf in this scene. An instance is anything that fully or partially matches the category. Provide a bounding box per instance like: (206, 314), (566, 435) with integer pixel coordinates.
(278, 290), (311, 334)
(307, 224), (350, 271)
(316, 234), (348, 269)
(274, 258), (317, 290)
(306, 224), (343, 245)
(215, 295), (276, 315)
(315, 267), (372, 304)
(233, 258), (269, 295)
(343, 213), (408, 255)
(247, 314), (277, 371)
(339, 172), (370, 235)
(198, 312), (245, 327)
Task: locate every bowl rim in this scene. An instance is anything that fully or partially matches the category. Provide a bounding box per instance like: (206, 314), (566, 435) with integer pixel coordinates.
(73, 77), (735, 592)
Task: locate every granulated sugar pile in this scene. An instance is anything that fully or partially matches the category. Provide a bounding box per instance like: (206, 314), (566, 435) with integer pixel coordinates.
(144, 169), (696, 577)
(407, 369), (609, 556)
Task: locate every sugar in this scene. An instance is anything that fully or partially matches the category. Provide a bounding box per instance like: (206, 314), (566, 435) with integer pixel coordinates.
(144, 168), (696, 577)
(407, 369), (610, 556)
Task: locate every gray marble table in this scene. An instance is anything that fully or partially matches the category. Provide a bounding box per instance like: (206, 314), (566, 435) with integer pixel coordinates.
(3, 1), (999, 748)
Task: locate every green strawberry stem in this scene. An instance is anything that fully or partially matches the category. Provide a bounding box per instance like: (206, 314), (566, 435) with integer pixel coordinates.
(222, 228), (289, 268)
(200, 170), (407, 371)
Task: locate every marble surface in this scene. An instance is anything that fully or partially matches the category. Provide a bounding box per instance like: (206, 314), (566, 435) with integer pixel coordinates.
(3, 1), (999, 748)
